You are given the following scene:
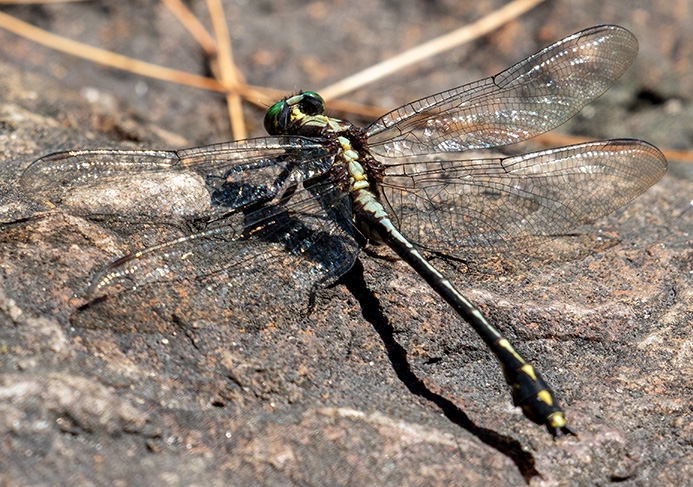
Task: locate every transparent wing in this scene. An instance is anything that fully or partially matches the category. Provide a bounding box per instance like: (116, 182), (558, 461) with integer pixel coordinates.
(87, 175), (360, 301)
(366, 25), (638, 157)
(20, 137), (360, 299)
(381, 139), (667, 254)
(21, 136), (336, 220)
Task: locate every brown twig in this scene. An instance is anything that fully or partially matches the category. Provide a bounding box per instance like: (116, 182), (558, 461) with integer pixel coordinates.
(205, 0), (246, 139)
(0, 10), (225, 91)
(0, 0), (88, 3)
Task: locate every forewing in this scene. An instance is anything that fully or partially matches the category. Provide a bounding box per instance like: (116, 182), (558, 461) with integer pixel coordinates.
(20, 136), (360, 303)
(366, 25), (638, 157)
(20, 136), (333, 221)
(381, 139), (667, 255)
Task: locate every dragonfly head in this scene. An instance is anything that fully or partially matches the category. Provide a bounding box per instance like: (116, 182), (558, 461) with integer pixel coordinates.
(264, 91), (327, 136)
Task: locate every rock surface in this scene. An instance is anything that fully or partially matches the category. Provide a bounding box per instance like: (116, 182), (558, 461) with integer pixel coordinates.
(0, 1), (691, 485)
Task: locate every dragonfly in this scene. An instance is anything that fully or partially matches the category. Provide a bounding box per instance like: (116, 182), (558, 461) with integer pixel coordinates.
(20, 25), (667, 437)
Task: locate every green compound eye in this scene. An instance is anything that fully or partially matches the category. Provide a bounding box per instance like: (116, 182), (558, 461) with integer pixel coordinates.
(264, 99), (286, 135)
(298, 91), (325, 116)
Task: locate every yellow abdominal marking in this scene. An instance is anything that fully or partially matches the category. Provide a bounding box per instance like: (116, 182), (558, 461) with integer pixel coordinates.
(547, 412), (567, 428)
(521, 364), (537, 381)
(537, 389), (554, 406)
(498, 338), (528, 364)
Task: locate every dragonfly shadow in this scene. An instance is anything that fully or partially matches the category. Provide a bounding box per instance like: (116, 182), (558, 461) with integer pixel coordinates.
(337, 260), (541, 481)
(72, 199), (358, 332)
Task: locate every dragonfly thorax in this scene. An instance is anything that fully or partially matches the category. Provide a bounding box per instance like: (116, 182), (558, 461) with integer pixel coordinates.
(332, 136), (366, 191)
(264, 91), (384, 196)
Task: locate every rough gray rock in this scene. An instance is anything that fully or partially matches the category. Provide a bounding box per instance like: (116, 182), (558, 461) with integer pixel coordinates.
(0, 1), (691, 485)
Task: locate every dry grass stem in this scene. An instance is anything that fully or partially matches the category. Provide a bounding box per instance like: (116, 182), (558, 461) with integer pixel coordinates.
(0, 0), (87, 3)
(0, 10), (225, 91)
(206, 0), (246, 139)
